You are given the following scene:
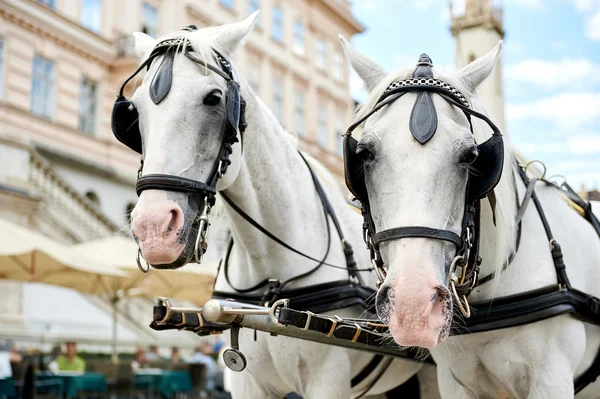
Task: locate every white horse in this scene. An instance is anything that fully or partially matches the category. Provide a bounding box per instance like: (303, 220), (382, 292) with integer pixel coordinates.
(126, 13), (439, 399)
(340, 37), (600, 398)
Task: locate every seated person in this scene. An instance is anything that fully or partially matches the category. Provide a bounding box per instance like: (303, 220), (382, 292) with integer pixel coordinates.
(170, 347), (184, 364)
(131, 347), (148, 371)
(56, 342), (85, 372)
(145, 345), (161, 362)
(188, 342), (217, 393)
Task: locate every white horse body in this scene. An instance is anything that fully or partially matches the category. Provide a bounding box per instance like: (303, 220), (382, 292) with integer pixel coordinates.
(213, 84), (426, 399)
(433, 102), (600, 398)
(127, 13), (438, 399)
(341, 37), (600, 398)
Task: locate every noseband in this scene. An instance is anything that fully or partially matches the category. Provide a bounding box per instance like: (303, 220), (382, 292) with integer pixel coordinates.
(111, 26), (247, 269)
(343, 54), (505, 316)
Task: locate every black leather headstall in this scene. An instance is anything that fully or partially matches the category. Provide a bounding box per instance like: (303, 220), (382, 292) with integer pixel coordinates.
(342, 53), (505, 307)
(111, 26), (247, 266)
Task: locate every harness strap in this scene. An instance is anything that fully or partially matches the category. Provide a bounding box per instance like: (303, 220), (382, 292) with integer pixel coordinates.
(212, 280), (376, 314)
(515, 176), (538, 224)
(351, 355), (384, 388)
(372, 226), (462, 248)
(148, 302), (431, 362)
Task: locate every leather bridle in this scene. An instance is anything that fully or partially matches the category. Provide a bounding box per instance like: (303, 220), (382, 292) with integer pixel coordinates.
(111, 27), (247, 270)
(343, 54), (505, 317)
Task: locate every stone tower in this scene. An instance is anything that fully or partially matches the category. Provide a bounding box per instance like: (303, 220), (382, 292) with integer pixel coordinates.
(450, 0), (506, 133)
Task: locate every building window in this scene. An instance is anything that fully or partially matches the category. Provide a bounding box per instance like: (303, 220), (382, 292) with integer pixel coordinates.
(318, 103), (327, 148)
(248, 62), (260, 95)
(81, 0), (102, 33)
(0, 39), (4, 99)
(79, 78), (97, 136)
(220, 0), (234, 9)
(293, 21), (304, 56)
(141, 3), (158, 38)
(248, 0), (260, 26)
(333, 52), (343, 81)
(31, 55), (55, 119)
(37, 0), (55, 7)
(85, 191), (100, 207)
(316, 39), (326, 70)
(272, 77), (283, 123)
(272, 6), (283, 43)
(294, 89), (305, 136)
(336, 113), (344, 155)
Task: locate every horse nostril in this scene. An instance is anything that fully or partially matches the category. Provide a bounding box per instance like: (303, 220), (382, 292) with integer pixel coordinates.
(376, 285), (394, 323)
(166, 208), (184, 236)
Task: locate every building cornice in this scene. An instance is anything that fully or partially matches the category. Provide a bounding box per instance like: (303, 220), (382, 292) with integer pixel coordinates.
(0, 0), (115, 67)
(321, 0), (365, 34)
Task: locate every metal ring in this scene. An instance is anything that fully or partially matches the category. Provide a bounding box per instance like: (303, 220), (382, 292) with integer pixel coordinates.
(268, 299), (289, 327)
(450, 281), (471, 318)
(303, 311), (314, 330)
(547, 174), (567, 186)
(449, 255), (465, 276)
(524, 160), (547, 181)
(136, 249), (150, 273)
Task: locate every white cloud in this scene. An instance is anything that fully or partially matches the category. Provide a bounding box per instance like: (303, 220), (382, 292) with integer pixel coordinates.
(586, 9), (600, 39)
(506, 92), (600, 128)
(512, 133), (600, 156)
(570, 0), (600, 12)
(567, 0), (600, 39)
(505, 58), (600, 89)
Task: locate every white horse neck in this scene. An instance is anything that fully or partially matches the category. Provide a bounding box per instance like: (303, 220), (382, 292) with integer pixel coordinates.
(470, 93), (519, 299)
(215, 78), (350, 293)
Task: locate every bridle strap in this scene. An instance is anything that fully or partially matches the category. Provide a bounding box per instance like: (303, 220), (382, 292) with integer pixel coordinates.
(372, 226), (462, 248)
(136, 174), (217, 196)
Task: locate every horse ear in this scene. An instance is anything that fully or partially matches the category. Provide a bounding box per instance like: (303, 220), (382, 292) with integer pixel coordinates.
(210, 11), (259, 57)
(132, 32), (157, 60)
(339, 35), (386, 93)
(454, 40), (503, 93)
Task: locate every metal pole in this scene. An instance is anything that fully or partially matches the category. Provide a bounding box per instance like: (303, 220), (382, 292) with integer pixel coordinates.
(111, 296), (118, 363)
(201, 299), (409, 359)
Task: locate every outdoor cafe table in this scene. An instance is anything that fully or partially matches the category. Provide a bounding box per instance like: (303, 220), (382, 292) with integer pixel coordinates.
(37, 371), (108, 398)
(134, 369), (192, 398)
(0, 378), (16, 398)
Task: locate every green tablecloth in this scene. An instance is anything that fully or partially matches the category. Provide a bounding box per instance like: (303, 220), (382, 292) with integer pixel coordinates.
(37, 372), (107, 398)
(0, 378), (16, 398)
(134, 371), (192, 398)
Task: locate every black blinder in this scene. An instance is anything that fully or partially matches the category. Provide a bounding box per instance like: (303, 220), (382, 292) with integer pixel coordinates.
(343, 134), (368, 203)
(149, 51), (175, 105)
(225, 80), (241, 139)
(467, 133), (504, 200)
(111, 96), (143, 154)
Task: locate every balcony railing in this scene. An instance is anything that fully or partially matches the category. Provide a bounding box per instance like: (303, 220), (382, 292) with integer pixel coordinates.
(28, 150), (119, 240)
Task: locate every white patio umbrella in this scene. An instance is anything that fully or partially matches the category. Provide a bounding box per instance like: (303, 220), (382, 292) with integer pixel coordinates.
(0, 218), (127, 294)
(75, 235), (220, 360)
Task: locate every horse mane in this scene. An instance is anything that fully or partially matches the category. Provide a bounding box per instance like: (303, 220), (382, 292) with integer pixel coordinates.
(354, 66), (519, 298)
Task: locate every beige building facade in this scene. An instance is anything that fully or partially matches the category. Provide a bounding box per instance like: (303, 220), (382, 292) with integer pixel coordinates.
(0, 0), (364, 229)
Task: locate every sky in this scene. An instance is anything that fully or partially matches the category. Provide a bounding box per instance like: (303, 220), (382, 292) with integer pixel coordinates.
(347, 0), (600, 191)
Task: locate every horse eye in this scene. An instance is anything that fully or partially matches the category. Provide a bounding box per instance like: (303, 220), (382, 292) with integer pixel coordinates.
(459, 147), (478, 164)
(356, 145), (375, 161)
(203, 91), (221, 106)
